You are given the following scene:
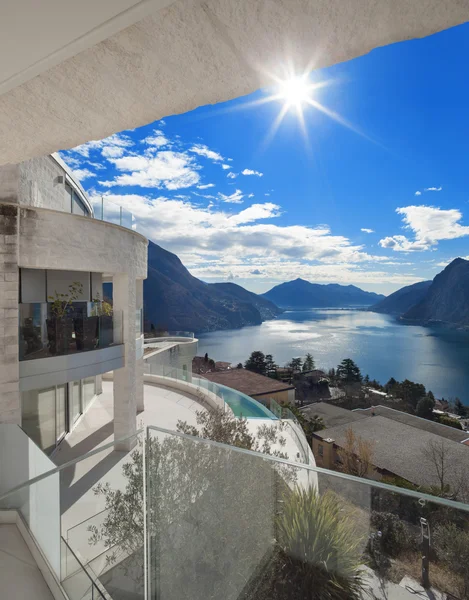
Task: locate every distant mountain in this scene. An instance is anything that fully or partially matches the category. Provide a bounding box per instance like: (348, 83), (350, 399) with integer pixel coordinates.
(143, 241), (282, 333)
(262, 278), (384, 308)
(370, 280), (432, 315)
(210, 282), (280, 321)
(402, 258), (469, 327)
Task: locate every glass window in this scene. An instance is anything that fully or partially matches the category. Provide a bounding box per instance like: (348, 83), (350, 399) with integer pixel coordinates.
(22, 387), (56, 454)
(72, 190), (87, 216)
(56, 384), (67, 442)
(318, 444), (324, 457)
(82, 377), (96, 411)
(71, 380), (82, 425)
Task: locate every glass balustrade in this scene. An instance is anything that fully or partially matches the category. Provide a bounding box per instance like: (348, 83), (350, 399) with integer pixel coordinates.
(19, 302), (123, 360)
(91, 197), (135, 230)
(1, 424), (469, 600)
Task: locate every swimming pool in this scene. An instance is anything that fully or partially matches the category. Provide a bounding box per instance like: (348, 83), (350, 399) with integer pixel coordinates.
(217, 384), (277, 419)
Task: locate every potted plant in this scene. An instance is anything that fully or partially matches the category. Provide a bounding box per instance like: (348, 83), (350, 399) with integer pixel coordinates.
(91, 293), (114, 348)
(47, 282), (83, 355)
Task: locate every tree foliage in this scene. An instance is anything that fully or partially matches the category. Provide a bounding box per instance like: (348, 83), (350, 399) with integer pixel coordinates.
(416, 395), (435, 420)
(244, 350), (267, 375)
(437, 414), (463, 430)
(337, 427), (375, 478)
(336, 359), (362, 384)
(302, 353), (315, 371)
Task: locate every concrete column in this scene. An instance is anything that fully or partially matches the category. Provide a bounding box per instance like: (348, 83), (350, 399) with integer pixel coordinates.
(113, 272), (138, 451)
(0, 165), (20, 425)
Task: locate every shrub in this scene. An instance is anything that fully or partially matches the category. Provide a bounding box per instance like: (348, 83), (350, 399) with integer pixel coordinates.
(253, 487), (365, 599)
(437, 415), (463, 430)
(370, 511), (416, 558)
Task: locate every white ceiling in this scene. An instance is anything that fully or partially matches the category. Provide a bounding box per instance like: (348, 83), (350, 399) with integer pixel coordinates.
(0, 0), (175, 94)
(0, 0), (468, 165)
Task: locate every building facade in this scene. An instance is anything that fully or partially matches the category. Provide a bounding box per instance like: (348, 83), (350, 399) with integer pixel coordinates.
(0, 154), (147, 453)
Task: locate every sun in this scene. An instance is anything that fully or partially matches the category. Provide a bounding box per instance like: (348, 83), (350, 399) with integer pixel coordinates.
(278, 75), (315, 109)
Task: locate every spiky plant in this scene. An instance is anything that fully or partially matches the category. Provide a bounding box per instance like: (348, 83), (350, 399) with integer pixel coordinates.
(267, 486), (365, 599)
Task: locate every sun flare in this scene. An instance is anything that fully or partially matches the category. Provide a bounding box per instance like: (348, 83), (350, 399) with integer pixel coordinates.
(278, 76), (315, 109)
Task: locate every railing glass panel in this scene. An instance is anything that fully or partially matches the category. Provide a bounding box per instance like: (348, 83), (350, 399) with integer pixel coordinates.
(91, 197), (135, 230)
(19, 302), (123, 360)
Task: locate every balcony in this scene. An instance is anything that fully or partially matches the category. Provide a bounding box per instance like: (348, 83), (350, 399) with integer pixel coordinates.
(1, 420), (468, 600)
(19, 302), (122, 361)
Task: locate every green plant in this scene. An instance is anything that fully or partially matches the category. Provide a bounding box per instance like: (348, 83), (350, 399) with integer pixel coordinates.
(91, 292), (113, 316)
(434, 522), (469, 598)
(48, 281), (83, 318)
(266, 487), (365, 599)
(437, 414), (463, 430)
(370, 511), (416, 558)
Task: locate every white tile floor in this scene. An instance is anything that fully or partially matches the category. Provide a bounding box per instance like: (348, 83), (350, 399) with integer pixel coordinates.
(0, 524), (54, 600)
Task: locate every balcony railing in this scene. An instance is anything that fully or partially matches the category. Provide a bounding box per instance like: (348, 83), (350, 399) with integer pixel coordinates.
(0, 425), (468, 600)
(19, 302), (123, 361)
(91, 196), (134, 230)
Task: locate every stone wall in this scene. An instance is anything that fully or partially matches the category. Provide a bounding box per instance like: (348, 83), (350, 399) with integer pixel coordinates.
(18, 156), (71, 212)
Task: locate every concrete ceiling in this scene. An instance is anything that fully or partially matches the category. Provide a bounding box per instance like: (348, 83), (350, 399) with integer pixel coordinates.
(1, 0), (468, 165)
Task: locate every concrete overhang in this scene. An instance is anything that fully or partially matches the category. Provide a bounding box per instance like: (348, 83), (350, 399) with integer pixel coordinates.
(0, 0), (468, 165)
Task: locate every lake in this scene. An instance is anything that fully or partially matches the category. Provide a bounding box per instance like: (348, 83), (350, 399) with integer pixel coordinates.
(197, 309), (469, 404)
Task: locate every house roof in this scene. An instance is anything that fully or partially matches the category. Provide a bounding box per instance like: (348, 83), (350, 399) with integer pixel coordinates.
(202, 369), (294, 398)
(315, 416), (469, 489)
(355, 405), (468, 443)
(301, 402), (368, 429)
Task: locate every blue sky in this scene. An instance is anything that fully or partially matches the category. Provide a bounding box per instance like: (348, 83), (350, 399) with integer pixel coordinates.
(61, 23), (469, 295)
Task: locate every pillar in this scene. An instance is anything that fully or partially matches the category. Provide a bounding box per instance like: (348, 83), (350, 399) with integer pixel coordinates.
(113, 272), (139, 451)
(0, 165), (20, 425)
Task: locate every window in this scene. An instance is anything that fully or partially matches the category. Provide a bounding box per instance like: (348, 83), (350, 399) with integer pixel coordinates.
(318, 444), (324, 457)
(72, 190), (87, 216)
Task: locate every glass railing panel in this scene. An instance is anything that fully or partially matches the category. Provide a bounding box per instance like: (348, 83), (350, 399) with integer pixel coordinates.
(91, 197), (135, 230)
(19, 302), (122, 360)
(146, 424), (469, 600)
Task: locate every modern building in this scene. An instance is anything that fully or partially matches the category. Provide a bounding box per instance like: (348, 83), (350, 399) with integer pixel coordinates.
(0, 153), (147, 452)
(1, 3), (469, 599)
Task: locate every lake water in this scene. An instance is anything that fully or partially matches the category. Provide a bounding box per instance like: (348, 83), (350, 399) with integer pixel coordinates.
(197, 309), (469, 404)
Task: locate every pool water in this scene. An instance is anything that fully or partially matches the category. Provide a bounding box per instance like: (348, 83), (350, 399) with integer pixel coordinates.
(219, 385), (277, 419)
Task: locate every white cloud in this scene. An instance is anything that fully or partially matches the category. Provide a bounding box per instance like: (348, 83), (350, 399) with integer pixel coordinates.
(361, 228), (374, 234)
(218, 189), (244, 204)
(142, 130), (169, 148)
(242, 168), (263, 177)
(227, 172), (238, 179)
(197, 183), (215, 189)
(221, 164), (231, 170)
(379, 205), (469, 252)
(248, 193), (254, 198)
(101, 151), (200, 190)
(72, 168), (96, 181)
(424, 186), (442, 192)
(415, 191), (422, 196)
(72, 133), (134, 158)
(189, 144), (224, 162)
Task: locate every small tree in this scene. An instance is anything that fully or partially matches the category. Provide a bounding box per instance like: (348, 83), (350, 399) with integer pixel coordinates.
(416, 395), (435, 420)
(302, 353), (315, 371)
(48, 281), (84, 318)
(454, 397), (467, 417)
(245, 350), (267, 375)
(236, 362), (243, 369)
(265, 354), (277, 376)
(287, 357), (303, 372)
(337, 427), (375, 478)
(336, 358), (362, 384)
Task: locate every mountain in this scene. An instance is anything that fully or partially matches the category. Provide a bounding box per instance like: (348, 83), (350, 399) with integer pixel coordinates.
(142, 241), (282, 333)
(370, 280), (432, 315)
(210, 282), (280, 320)
(402, 258), (469, 327)
(262, 278), (384, 308)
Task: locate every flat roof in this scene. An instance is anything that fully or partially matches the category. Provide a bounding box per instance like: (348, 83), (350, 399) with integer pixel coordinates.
(203, 369), (294, 398)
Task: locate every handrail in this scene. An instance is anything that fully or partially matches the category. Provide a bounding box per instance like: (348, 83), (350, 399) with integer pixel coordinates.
(61, 536), (106, 599)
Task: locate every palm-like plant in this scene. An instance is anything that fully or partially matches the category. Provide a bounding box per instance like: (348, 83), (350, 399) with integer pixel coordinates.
(270, 486), (365, 599)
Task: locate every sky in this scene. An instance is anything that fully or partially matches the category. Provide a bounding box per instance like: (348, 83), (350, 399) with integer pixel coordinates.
(60, 23), (469, 296)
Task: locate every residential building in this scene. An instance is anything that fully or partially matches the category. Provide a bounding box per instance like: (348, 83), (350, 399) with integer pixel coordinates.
(1, 3), (468, 599)
(202, 368), (296, 405)
(313, 414), (469, 490)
